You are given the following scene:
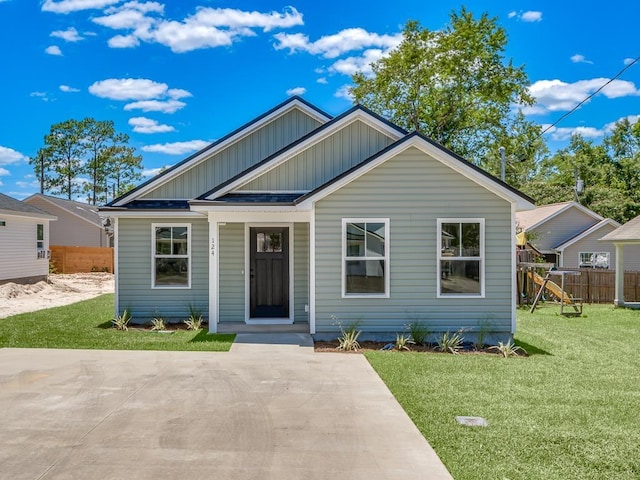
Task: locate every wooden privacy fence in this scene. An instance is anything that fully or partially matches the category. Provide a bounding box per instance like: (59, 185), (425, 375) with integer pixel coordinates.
(547, 268), (640, 304)
(50, 246), (114, 274)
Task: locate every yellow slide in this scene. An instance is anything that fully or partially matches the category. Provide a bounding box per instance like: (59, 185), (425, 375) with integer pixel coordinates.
(527, 271), (573, 304)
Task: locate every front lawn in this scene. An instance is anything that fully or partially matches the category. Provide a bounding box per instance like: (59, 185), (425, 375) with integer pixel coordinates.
(0, 294), (234, 351)
(366, 305), (640, 479)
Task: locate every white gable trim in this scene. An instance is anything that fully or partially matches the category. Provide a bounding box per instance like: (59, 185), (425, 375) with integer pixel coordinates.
(113, 100), (330, 206)
(525, 202), (603, 233)
(554, 218), (621, 251)
(297, 136), (535, 211)
(0, 209), (57, 221)
(205, 110), (405, 200)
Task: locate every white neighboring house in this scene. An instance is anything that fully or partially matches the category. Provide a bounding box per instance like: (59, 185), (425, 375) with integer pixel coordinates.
(0, 192), (57, 284)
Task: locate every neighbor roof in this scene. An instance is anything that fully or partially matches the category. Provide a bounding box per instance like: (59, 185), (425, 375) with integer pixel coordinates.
(25, 194), (102, 228)
(516, 201), (602, 231)
(0, 192), (56, 219)
(553, 218), (620, 251)
(599, 214), (640, 243)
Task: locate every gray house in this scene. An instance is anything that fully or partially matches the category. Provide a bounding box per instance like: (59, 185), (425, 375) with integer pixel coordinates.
(100, 97), (535, 340)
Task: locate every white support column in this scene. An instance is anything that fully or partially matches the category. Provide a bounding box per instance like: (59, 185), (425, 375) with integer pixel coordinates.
(510, 204), (517, 334)
(208, 213), (219, 332)
(309, 208), (316, 334)
(614, 243), (625, 307)
(113, 217), (119, 317)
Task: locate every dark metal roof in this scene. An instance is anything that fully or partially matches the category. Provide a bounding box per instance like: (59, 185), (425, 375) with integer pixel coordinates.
(107, 96), (332, 207)
(25, 193), (101, 227)
(0, 192), (53, 217)
(100, 200), (191, 211)
(210, 193), (304, 204)
(198, 104), (408, 200)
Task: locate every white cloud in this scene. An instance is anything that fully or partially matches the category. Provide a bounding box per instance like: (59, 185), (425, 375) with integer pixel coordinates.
(545, 126), (604, 141)
(316, 77), (327, 84)
(329, 48), (385, 77)
(509, 10), (543, 22)
(89, 78), (174, 100)
(286, 86), (306, 96)
(624, 57), (637, 66)
(604, 114), (640, 131)
(16, 180), (41, 189)
(527, 78), (640, 114)
(51, 27), (83, 42)
(142, 140), (209, 155)
(30, 91), (50, 102)
(124, 99), (186, 113)
(128, 116), (175, 133)
(0, 181), (3, 187)
(59, 85), (80, 93)
(142, 166), (167, 177)
(94, 5), (302, 53)
(41, 0), (122, 14)
(0, 167), (10, 176)
(274, 28), (402, 59)
(45, 45), (63, 55)
(334, 85), (353, 101)
(571, 54), (593, 64)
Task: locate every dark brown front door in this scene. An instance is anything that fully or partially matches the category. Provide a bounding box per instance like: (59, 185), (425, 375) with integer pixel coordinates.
(250, 227), (289, 318)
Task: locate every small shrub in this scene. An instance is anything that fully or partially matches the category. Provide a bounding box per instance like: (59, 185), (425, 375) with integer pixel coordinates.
(333, 316), (361, 352)
(151, 317), (166, 331)
(437, 330), (465, 354)
(406, 321), (430, 345)
(395, 333), (413, 351)
(112, 310), (131, 331)
(474, 318), (494, 350)
(490, 340), (527, 358)
(48, 261), (58, 274)
(184, 316), (203, 331)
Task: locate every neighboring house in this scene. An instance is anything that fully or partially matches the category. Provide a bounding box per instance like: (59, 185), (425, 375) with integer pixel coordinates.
(516, 201), (640, 271)
(100, 96), (535, 340)
(599, 214), (640, 307)
(0, 192), (56, 284)
(24, 194), (110, 247)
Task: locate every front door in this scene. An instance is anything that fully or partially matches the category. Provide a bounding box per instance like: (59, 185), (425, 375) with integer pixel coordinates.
(249, 227), (289, 318)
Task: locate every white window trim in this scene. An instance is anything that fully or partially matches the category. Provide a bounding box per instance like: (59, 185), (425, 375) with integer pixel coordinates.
(437, 218), (485, 298)
(36, 223), (44, 250)
(578, 251), (610, 269)
(151, 223), (192, 289)
(341, 218), (390, 298)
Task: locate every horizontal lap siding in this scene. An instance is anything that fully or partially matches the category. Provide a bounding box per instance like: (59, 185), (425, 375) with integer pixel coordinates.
(294, 223), (309, 323)
(118, 218), (208, 322)
(562, 224), (617, 268)
(240, 120), (394, 192)
(531, 208), (598, 252)
(0, 216), (50, 281)
(219, 223), (244, 322)
(141, 109), (322, 199)
(314, 146), (513, 334)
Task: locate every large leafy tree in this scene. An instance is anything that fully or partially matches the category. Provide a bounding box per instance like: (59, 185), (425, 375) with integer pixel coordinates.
(43, 119), (87, 200)
(351, 9), (538, 166)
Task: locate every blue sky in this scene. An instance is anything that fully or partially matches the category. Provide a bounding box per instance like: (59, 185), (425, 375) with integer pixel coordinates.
(0, 0), (639, 200)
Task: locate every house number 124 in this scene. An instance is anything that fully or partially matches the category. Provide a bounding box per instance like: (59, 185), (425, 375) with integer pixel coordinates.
(210, 237), (215, 257)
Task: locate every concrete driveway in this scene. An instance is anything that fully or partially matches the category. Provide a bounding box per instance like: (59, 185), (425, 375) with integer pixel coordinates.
(0, 335), (452, 479)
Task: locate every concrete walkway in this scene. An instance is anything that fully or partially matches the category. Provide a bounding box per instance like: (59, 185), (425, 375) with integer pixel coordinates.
(0, 336), (452, 479)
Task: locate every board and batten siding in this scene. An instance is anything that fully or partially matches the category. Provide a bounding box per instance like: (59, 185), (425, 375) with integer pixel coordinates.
(0, 215), (50, 282)
(561, 224), (640, 270)
(313, 146), (513, 336)
(240, 120), (395, 192)
(294, 222), (309, 323)
(141, 108), (322, 200)
(117, 217), (208, 322)
(531, 207), (598, 252)
(219, 223), (245, 323)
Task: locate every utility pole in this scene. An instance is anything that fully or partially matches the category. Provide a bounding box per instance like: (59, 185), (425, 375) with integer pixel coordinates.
(499, 146), (506, 182)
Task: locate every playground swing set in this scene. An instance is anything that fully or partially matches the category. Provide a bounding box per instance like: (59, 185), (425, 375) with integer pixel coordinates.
(517, 262), (583, 316)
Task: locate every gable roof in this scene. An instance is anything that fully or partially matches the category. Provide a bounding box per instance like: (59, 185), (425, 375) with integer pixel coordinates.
(109, 96), (332, 207)
(0, 192), (56, 219)
(295, 132), (535, 210)
(198, 104), (407, 200)
(553, 218), (621, 251)
(599, 214), (640, 243)
(516, 201), (602, 231)
(24, 193), (102, 228)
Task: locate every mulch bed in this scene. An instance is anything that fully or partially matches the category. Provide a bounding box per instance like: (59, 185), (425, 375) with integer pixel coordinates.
(313, 340), (500, 355)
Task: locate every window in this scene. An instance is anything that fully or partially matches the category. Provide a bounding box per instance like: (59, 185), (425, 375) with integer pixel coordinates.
(256, 232), (282, 252)
(152, 224), (191, 288)
(438, 219), (484, 297)
(37, 224), (44, 250)
(342, 219), (389, 297)
(579, 251), (610, 269)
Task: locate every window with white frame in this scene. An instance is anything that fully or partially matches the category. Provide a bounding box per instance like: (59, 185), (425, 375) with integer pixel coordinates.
(152, 224), (191, 288)
(343, 219), (389, 297)
(438, 219), (484, 297)
(579, 251), (610, 269)
(36, 224), (44, 250)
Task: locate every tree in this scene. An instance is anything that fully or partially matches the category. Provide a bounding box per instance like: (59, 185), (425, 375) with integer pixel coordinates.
(29, 147), (55, 194)
(103, 145), (142, 202)
(351, 9), (537, 166)
(43, 119), (87, 200)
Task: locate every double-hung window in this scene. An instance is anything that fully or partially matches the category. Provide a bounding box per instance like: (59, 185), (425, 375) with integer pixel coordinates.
(36, 224), (44, 250)
(437, 218), (484, 297)
(342, 219), (389, 297)
(152, 224), (191, 288)
(579, 251), (610, 269)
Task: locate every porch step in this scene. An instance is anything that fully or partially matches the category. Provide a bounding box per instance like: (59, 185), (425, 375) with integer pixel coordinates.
(217, 323), (310, 334)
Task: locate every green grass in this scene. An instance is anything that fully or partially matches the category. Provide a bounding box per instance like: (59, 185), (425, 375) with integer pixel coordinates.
(366, 305), (640, 480)
(0, 294), (235, 351)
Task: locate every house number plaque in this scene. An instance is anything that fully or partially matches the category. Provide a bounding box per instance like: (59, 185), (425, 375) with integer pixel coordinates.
(210, 237), (215, 257)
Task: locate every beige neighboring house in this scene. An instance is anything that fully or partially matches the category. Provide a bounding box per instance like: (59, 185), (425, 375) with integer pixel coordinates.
(24, 194), (110, 247)
(0, 192), (57, 284)
(516, 201), (640, 271)
(599, 214), (640, 307)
